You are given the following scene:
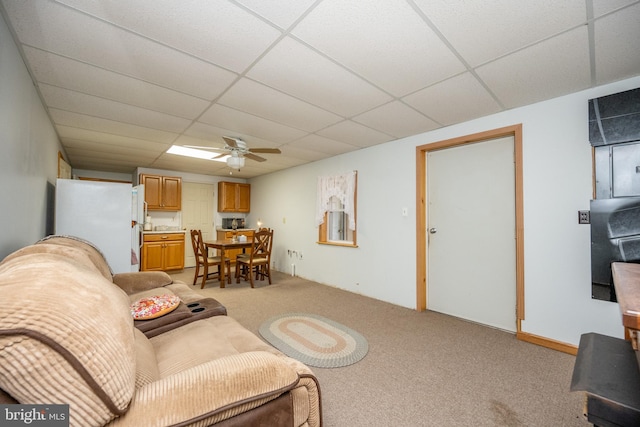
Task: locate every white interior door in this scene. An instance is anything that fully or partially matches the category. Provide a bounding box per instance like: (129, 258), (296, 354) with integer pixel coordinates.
(182, 182), (215, 267)
(427, 136), (516, 332)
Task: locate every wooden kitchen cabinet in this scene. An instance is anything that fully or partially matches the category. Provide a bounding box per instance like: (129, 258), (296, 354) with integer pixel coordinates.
(142, 233), (185, 271)
(218, 182), (250, 212)
(216, 230), (254, 262)
(140, 174), (182, 211)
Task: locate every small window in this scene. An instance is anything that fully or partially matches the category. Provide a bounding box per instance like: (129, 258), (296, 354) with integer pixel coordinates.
(327, 196), (355, 243)
(317, 171), (357, 247)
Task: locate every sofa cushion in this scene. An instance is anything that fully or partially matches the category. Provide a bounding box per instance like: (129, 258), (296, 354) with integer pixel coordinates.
(133, 329), (160, 388)
(0, 251), (136, 426)
(150, 315), (282, 378)
(37, 235), (114, 281)
(112, 271), (173, 295)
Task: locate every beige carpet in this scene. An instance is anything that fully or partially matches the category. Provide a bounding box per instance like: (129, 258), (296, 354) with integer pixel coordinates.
(171, 268), (586, 427)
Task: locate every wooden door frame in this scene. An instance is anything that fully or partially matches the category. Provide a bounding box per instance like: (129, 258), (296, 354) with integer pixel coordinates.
(415, 124), (525, 333)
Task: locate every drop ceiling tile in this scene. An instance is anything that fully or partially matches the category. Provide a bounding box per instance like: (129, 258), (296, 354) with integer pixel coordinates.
(316, 120), (393, 148)
(49, 109), (178, 144)
(248, 37), (392, 117)
(292, 0), (466, 97)
(2, 0), (237, 99)
(592, 0), (638, 17)
(67, 150), (144, 170)
(234, 0), (317, 29)
(57, 132), (170, 158)
(417, 0), (586, 67)
(278, 144), (333, 162)
(257, 154), (309, 169)
(58, 0), (281, 73)
(40, 84), (191, 133)
(198, 104), (307, 143)
(64, 144), (160, 162)
(353, 101), (441, 138)
(593, 3), (640, 85)
(58, 126), (171, 152)
(476, 27), (591, 109)
(288, 134), (357, 156)
(218, 78), (343, 132)
(403, 73), (503, 126)
(23, 47), (210, 119)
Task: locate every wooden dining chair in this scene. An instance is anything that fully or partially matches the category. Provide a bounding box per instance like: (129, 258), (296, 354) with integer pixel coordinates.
(236, 228), (273, 288)
(190, 229), (231, 289)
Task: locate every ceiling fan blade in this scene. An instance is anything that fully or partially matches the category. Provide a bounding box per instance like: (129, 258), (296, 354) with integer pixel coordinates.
(244, 152), (267, 162)
(223, 136), (239, 148)
(212, 152), (227, 160)
(249, 148), (281, 154)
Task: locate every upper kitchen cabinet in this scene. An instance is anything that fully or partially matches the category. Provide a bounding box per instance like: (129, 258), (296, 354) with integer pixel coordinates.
(218, 182), (250, 213)
(140, 174), (182, 211)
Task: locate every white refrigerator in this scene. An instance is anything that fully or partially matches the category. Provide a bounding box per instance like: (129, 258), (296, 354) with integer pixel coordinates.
(55, 179), (145, 273)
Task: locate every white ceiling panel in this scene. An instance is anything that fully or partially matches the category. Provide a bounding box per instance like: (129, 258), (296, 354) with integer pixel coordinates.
(49, 109), (178, 144)
(64, 143), (160, 162)
(592, 0), (638, 17)
(593, 2), (640, 84)
(418, 0), (586, 67)
(57, 0), (282, 73)
(1, 0), (638, 177)
(197, 104), (307, 144)
(248, 36), (393, 117)
(288, 134), (359, 156)
(476, 27), (591, 109)
(57, 127), (171, 153)
(234, 0), (317, 29)
(39, 84), (192, 133)
(278, 145), (335, 162)
(292, 0), (466, 97)
(317, 120), (393, 148)
(218, 78), (343, 132)
(23, 47), (210, 119)
(2, 0), (237, 99)
(403, 73), (503, 126)
(353, 101), (441, 138)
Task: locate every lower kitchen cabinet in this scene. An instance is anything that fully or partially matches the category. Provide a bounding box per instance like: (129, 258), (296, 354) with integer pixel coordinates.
(142, 233), (185, 271)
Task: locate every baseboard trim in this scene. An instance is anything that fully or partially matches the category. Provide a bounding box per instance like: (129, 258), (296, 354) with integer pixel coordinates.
(517, 331), (578, 356)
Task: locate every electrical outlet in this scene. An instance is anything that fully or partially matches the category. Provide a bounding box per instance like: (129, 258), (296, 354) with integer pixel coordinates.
(578, 210), (590, 224)
(299, 252), (303, 260)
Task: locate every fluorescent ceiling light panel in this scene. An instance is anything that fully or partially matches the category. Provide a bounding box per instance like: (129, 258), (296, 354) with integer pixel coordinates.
(167, 145), (227, 162)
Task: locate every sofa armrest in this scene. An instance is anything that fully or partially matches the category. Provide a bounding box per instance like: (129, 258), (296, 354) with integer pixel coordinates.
(113, 351), (299, 426)
(112, 271), (173, 295)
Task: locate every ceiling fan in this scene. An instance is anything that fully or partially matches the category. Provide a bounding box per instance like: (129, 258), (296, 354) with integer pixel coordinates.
(185, 136), (281, 170)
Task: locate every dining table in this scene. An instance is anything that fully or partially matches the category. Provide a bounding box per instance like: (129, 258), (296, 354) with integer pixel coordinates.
(204, 239), (253, 287)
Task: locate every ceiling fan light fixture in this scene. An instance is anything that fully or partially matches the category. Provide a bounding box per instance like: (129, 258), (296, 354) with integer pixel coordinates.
(226, 153), (245, 169)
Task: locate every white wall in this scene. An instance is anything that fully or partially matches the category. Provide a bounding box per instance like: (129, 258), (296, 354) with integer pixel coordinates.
(0, 13), (62, 259)
(250, 76), (640, 347)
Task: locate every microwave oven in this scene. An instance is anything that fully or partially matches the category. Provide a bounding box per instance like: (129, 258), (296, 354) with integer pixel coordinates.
(221, 218), (245, 229)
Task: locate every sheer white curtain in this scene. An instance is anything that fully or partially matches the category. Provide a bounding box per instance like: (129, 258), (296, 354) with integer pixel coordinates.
(316, 171), (357, 230)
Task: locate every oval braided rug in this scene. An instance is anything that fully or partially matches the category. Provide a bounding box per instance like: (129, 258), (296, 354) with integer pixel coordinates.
(259, 313), (368, 368)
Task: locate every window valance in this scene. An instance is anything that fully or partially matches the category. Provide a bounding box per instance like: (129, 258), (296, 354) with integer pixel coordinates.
(316, 171), (357, 230)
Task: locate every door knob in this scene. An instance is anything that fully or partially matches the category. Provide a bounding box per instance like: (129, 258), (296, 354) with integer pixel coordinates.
(429, 228), (437, 234)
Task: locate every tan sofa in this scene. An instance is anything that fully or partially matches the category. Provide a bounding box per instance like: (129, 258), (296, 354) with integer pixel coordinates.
(0, 236), (322, 427)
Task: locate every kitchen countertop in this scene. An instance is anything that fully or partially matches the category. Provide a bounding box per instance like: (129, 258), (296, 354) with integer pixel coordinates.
(217, 228), (256, 232)
(143, 229), (186, 234)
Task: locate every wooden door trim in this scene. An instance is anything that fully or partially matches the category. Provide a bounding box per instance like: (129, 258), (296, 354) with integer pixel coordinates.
(415, 124), (524, 332)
